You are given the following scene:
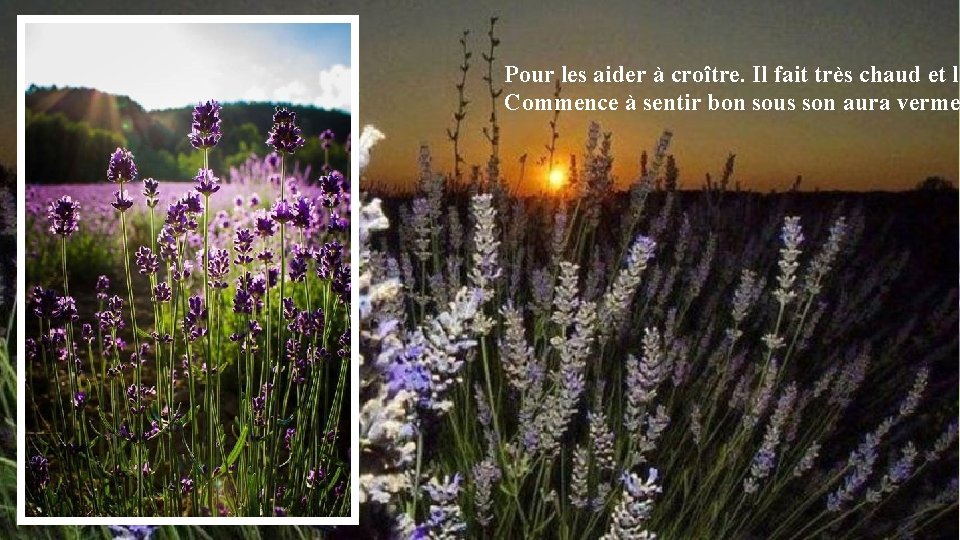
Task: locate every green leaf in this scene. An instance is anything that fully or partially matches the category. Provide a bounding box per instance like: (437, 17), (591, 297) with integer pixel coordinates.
(225, 425), (249, 468)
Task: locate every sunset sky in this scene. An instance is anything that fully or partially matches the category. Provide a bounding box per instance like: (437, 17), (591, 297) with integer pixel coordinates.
(3, 1), (958, 191)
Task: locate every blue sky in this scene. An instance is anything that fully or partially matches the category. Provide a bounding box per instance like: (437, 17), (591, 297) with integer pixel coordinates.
(25, 22), (352, 111)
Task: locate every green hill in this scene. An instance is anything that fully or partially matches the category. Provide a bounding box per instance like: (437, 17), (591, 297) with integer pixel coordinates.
(25, 85), (350, 183)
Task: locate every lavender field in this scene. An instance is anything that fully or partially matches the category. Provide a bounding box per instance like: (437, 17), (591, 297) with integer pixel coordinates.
(358, 125), (958, 538)
(24, 103), (351, 518)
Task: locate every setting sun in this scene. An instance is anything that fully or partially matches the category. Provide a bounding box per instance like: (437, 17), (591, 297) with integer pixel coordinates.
(548, 168), (566, 191)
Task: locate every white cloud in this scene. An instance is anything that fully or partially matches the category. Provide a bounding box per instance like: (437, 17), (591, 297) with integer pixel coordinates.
(243, 85), (269, 102)
(273, 80), (309, 103)
(315, 64), (351, 112)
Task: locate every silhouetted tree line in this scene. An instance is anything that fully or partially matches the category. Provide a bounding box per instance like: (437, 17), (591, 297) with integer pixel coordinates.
(26, 86), (350, 183)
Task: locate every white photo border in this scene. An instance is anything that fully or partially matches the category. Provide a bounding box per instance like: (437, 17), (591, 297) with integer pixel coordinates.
(16, 13), (361, 526)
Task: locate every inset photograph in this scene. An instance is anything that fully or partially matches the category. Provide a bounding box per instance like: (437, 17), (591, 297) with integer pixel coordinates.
(19, 16), (357, 521)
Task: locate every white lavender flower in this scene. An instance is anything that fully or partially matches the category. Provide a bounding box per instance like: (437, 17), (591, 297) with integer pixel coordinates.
(590, 401), (616, 472)
(552, 261), (581, 330)
(793, 441), (821, 478)
(624, 328), (664, 435)
(599, 234), (656, 340)
(472, 459), (501, 527)
(468, 193), (501, 299)
(601, 469), (661, 540)
(744, 384), (797, 493)
(743, 359), (778, 430)
(499, 303), (533, 392)
(410, 197), (433, 262)
(865, 441), (917, 503)
(728, 269), (763, 339)
(773, 216), (804, 306)
(897, 366), (929, 420)
(801, 216), (847, 298)
(419, 474), (467, 538)
(637, 405), (670, 462)
(924, 421), (958, 463)
(570, 444), (590, 509)
(412, 287), (481, 412)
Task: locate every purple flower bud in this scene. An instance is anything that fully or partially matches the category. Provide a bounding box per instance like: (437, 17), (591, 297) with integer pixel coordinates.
(266, 107), (305, 154)
(319, 128), (335, 149)
(47, 196), (81, 237)
(107, 147), (138, 183)
(194, 168), (221, 196)
(29, 455), (49, 491)
(188, 100), (222, 149)
(153, 282), (172, 303)
(291, 195), (315, 229)
(271, 199), (295, 224)
(111, 189), (134, 212)
(135, 246), (158, 275)
(255, 211), (277, 237)
(318, 171), (344, 208)
(142, 177), (160, 207)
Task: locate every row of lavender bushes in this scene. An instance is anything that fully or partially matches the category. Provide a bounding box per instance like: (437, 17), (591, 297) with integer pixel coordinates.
(359, 126), (958, 538)
(24, 102), (351, 517)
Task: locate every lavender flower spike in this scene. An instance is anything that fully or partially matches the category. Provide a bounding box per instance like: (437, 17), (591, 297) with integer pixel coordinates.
(47, 196), (81, 237)
(266, 106), (306, 154)
(188, 99), (222, 149)
(194, 168), (221, 196)
(601, 468), (662, 540)
(106, 147), (138, 183)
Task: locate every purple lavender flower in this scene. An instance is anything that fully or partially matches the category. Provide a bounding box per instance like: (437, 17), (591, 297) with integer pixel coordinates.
(111, 189), (134, 212)
(206, 248), (230, 288)
(255, 211), (277, 237)
(194, 168), (221, 196)
(180, 191), (204, 214)
(106, 147), (138, 183)
(233, 273), (254, 314)
(265, 152), (281, 170)
(185, 295), (207, 341)
(316, 241), (344, 281)
(319, 128), (335, 149)
(165, 201), (198, 237)
(157, 226), (179, 260)
(53, 295), (78, 322)
(29, 455), (49, 491)
(289, 243), (311, 282)
(73, 391), (87, 409)
(234, 228), (255, 264)
(266, 107), (305, 154)
(96, 275), (110, 300)
(306, 467), (324, 488)
(142, 177), (160, 208)
(108, 526), (157, 540)
(151, 280), (172, 303)
(135, 246), (158, 275)
(284, 428), (296, 450)
(47, 196), (81, 237)
(29, 286), (58, 318)
(181, 475), (194, 494)
(318, 171), (344, 208)
(188, 100), (222, 149)
(291, 195), (315, 229)
(272, 198), (295, 224)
